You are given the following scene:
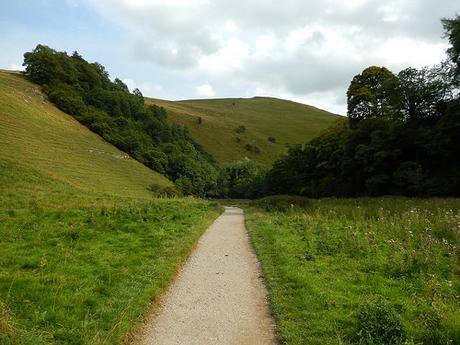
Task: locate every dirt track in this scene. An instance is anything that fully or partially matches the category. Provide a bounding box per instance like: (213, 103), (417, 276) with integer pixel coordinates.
(136, 206), (277, 345)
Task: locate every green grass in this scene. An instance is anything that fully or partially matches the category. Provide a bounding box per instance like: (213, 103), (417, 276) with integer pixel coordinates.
(146, 97), (342, 165)
(0, 159), (221, 344)
(244, 197), (460, 345)
(0, 71), (172, 198)
(0, 71), (222, 344)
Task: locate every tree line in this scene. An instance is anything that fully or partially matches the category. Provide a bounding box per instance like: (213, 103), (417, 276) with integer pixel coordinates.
(265, 16), (460, 197)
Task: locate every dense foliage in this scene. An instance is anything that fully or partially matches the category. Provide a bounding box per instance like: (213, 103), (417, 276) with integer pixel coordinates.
(218, 159), (268, 199)
(267, 17), (460, 197)
(22, 45), (219, 196)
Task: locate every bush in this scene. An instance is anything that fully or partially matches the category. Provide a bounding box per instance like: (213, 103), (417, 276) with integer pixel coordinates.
(244, 143), (260, 154)
(218, 159), (268, 199)
(147, 184), (180, 197)
(355, 298), (405, 344)
(250, 195), (311, 212)
(235, 125), (246, 134)
(46, 83), (87, 116)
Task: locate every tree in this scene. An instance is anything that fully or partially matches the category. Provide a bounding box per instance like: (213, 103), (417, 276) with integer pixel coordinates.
(23, 44), (78, 85)
(219, 159), (267, 198)
(347, 66), (397, 125)
(442, 15), (460, 80)
(394, 66), (453, 121)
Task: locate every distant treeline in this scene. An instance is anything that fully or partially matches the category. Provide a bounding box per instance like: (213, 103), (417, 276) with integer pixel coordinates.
(265, 16), (460, 197)
(23, 45), (219, 196)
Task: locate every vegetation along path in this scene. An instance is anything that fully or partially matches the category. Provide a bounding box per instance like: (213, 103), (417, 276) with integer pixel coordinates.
(136, 207), (277, 345)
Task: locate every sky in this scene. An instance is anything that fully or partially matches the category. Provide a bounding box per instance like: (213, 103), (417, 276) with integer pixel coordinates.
(1, 0), (458, 114)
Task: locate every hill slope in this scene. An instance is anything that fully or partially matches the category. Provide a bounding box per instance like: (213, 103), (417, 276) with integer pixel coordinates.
(147, 97), (342, 165)
(0, 71), (172, 198)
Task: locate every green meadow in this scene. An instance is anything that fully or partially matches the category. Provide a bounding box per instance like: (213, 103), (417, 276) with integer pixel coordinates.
(245, 197), (460, 345)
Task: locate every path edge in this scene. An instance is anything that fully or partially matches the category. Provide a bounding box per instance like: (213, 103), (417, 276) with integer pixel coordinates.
(123, 206), (225, 345)
(243, 208), (282, 345)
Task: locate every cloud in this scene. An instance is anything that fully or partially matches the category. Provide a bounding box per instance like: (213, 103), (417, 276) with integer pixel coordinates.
(9, 63), (24, 71)
(196, 84), (216, 97)
(51, 0), (460, 113)
(122, 78), (164, 98)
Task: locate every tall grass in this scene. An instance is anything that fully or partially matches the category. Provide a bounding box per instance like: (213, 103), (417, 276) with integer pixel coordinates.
(245, 197), (460, 345)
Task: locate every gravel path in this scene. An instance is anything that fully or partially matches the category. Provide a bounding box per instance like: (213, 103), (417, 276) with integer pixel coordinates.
(136, 206), (277, 345)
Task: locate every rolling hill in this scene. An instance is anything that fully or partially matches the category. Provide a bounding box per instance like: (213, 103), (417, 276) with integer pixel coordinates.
(0, 70), (172, 198)
(146, 96), (343, 165)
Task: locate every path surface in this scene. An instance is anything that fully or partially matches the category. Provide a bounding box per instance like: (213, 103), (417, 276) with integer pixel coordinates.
(136, 207), (277, 345)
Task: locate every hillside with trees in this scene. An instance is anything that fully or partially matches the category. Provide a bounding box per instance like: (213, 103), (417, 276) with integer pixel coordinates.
(22, 46), (219, 196)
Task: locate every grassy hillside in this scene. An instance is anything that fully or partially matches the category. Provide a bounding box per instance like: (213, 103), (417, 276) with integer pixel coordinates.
(0, 71), (172, 198)
(146, 97), (342, 165)
(0, 70), (221, 344)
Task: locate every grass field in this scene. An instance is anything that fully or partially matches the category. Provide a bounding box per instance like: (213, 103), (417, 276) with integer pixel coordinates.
(0, 71), (172, 198)
(146, 97), (342, 165)
(244, 197), (460, 345)
(0, 160), (220, 344)
(0, 70), (222, 344)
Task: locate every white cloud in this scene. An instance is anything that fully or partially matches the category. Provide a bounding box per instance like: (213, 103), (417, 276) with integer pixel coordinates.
(9, 63), (24, 71)
(122, 78), (164, 98)
(196, 84), (216, 97)
(199, 38), (250, 75)
(77, 0), (457, 113)
(376, 37), (448, 69)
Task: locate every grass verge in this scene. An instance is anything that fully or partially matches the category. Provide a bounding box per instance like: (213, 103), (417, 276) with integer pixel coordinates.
(245, 197), (460, 345)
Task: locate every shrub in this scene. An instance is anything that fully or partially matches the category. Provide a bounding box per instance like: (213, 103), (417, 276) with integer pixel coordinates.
(235, 125), (246, 133)
(250, 195), (311, 212)
(46, 82), (87, 116)
(218, 159), (268, 199)
(355, 298), (405, 344)
(147, 184), (180, 197)
(245, 143), (260, 154)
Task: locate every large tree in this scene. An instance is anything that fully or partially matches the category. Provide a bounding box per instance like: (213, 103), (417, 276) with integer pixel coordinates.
(394, 65), (453, 121)
(347, 66), (397, 125)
